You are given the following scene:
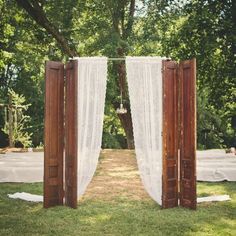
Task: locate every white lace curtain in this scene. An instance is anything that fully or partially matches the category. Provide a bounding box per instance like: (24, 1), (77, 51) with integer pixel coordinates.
(75, 56), (163, 204)
(126, 57), (163, 205)
(76, 57), (107, 198)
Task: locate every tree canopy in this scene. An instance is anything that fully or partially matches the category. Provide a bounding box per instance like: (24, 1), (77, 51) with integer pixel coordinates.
(0, 0), (235, 149)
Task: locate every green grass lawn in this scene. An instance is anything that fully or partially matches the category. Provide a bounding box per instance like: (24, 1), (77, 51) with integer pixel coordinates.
(0, 182), (235, 236)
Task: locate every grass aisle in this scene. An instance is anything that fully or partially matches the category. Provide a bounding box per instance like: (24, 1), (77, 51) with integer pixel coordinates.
(0, 150), (235, 236)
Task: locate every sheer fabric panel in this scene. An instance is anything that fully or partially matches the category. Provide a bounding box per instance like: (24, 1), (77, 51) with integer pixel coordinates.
(76, 57), (107, 198)
(126, 57), (163, 205)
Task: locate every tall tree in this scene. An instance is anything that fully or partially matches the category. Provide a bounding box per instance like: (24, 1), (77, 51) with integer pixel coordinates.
(108, 0), (136, 149)
(15, 0), (137, 148)
(3, 0), (234, 149)
(0, 0), (62, 146)
(138, 0), (236, 148)
(15, 0), (77, 57)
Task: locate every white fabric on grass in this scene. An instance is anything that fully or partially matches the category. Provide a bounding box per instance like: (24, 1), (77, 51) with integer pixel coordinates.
(7, 192), (231, 204)
(126, 57), (163, 205)
(197, 195), (231, 203)
(8, 192), (43, 202)
(75, 57), (107, 198)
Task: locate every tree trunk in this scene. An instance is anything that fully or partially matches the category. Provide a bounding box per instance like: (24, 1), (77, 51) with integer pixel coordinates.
(117, 109), (134, 149)
(110, 0), (136, 149)
(114, 53), (135, 149)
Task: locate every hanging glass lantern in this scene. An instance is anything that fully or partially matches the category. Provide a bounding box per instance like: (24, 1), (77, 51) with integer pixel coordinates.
(116, 91), (127, 114)
(116, 103), (127, 114)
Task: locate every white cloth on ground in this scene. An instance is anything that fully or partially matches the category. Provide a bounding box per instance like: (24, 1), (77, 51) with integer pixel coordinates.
(7, 192), (231, 204)
(197, 195), (231, 203)
(8, 192), (43, 202)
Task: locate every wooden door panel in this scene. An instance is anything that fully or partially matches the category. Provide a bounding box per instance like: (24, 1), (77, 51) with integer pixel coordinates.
(162, 60), (179, 208)
(44, 61), (64, 208)
(179, 59), (196, 209)
(65, 60), (78, 208)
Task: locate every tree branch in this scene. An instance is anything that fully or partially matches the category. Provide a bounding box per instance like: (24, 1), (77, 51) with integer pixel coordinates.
(15, 0), (78, 57)
(123, 0), (135, 39)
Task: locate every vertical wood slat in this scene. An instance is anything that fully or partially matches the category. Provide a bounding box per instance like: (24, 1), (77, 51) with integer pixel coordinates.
(162, 60), (179, 208)
(179, 58), (197, 210)
(65, 60), (78, 208)
(44, 61), (64, 208)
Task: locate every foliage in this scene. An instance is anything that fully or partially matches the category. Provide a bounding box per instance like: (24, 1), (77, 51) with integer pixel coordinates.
(197, 88), (225, 149)
(0, 0), (235, 148)
(3, 89), (32, 147)
(0, 0), (59, 146)
(0, 181), (236, 235)
(102, 108), (127, 149)
(170, 0), (236, 148)
(134, 0), (236, 149)
(35, 142), (44, 149)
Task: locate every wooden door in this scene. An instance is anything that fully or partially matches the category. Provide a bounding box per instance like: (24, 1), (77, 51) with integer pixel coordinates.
(162, 60), (179, 208)
(44, 61), (64, 208)
(179, 59), (196, 209)
(65, 60), (78, 208)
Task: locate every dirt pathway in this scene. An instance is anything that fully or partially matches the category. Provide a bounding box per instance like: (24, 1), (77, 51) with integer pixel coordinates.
(82, 149), (150, 201)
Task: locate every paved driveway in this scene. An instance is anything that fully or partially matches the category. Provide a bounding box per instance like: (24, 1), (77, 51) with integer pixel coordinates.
(0, 152), (43, 182)
(197, 149), (236, 181)
(0, 149), (235, 183)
